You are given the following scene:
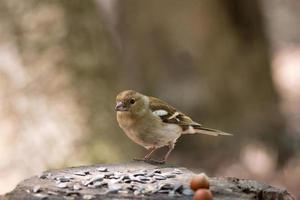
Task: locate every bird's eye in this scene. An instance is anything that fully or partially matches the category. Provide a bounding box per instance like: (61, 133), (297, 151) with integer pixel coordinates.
(130, 99), (135, 104)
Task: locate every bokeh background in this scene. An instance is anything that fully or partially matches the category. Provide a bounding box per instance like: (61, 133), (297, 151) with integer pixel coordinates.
(0, 0), (299, 198)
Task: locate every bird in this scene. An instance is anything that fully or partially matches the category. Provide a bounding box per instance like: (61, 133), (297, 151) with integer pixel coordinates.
(115, 90), (232, 164)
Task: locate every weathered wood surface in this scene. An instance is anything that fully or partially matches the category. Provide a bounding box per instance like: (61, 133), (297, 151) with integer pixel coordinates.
(2, 161), (295, 200)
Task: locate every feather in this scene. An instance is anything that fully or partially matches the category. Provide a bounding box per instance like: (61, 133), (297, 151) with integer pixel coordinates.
(149, 96), (232, 136)
(152, 109), (168, 117)
(183, 125), (233, 136)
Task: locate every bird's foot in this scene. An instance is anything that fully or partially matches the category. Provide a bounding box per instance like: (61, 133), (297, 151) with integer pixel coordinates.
(133, 158), (148, 162)
(149, 159), (165, 164)
(133, 158), (165, 164)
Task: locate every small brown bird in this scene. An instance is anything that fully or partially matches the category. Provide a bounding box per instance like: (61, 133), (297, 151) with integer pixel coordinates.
(115, 90), (232, 163)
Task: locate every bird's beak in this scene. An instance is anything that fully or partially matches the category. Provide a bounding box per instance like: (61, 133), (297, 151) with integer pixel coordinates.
(115, 101), (128, 111)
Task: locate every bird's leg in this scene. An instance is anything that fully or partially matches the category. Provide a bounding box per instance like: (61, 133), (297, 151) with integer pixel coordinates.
(144, 147), (157, 160)
(158, 142), (175, 164)
(133, 147), (157, 161)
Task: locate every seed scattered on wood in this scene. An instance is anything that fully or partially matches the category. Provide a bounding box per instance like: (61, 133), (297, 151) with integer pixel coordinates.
(32, 185), (41, 193)
(73, 183), (82, 190)
(182, 187), (194, 196)
(138, 176), (151, 181)
(173, 182), (183, 192)
(32, 166), (195, 198)
(133, 190), (141, 196)
(153, 174), (167, 180)
(159, 183), (174, 191)
(47, 191), (59, 195)
(153, 169), (161, 174)
(164, 173), (176, 178)
(83, 174), (104, 186)
(56, 182), (68, 188)
(133, 171), (147, 177)
(83, 194), (95, 200)
(65, 191), (80, 196)
(74, 171), (89, 176)
(106, 183), (122, 194)
(97, 167), (108, 172)
(56, 176), (71, 183)
(118, 190), (129, 194)
(39, 173), (51, 179)
(173, 169), (183, 174)
(33, 193), (48, 199)
(94, 181), (107, 188)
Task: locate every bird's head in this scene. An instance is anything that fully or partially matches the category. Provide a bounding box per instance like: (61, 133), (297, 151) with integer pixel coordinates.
(115, 90), (148, 114)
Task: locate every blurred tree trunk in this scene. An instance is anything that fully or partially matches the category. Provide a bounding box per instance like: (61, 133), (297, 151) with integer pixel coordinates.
(0, 0), (126, 193)
(58, 0), (132, 162)
(116, 0), (291, 170)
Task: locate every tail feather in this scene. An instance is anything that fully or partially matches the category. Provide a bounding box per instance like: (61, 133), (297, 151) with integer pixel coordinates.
(183, 125), (233, 136)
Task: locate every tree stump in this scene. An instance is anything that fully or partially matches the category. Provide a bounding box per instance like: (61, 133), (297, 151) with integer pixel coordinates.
(2, 161), (295, 200)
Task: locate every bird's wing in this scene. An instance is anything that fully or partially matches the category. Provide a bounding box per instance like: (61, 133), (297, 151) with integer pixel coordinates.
(149, 96), (232, 136)
(149, 96), (199, 126)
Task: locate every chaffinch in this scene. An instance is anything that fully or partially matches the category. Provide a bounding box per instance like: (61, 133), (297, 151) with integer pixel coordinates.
(115, 90), (232, 163)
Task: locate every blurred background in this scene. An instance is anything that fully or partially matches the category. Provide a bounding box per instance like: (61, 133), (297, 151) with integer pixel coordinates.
(0, 0), (299, 198)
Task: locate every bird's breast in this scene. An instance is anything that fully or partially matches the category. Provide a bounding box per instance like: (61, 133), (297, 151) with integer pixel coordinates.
(116, 111), (181, 148)
(116, 111), (148, 146)
(116, 112), (139, 129)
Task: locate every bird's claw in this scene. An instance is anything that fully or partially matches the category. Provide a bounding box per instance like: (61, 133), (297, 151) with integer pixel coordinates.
(133, 158), (147, 162)
(151, 159), (166, 164)
(133, 158), (165, 164)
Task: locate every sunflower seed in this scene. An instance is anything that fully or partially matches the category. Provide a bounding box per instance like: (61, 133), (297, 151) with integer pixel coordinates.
(64, 196), (75, 200)
(173, 182), (183, 192)
(133, 171), (147, 177)
(146, 170), (161, 177)
(153, 169), (161, 174)
(56, 182), (68, 188)
(109, 178), (122, 184)
(83, 194), (95, 199)
(123, 179), (131, 183)
(164, 173), (176, 178)
(83, 174), (104, 186)
(104, 172), (114, 178)
(153, 174), (167, 180)
(47, 191), (59, 195)
(107, 183), (122, 193)
(160, 183), (174, 190)
(144, 185), (157, 194)
(32, 185), (41, 193)
(137, 176), (151, 181)
(97, 167), (108, 172)
(73, 183), (81, 190)
(132, 179), (147, 184)
(39, 173), (51, 179)
(33, 193), (48, 199)
(182, 188), (194, 196)
(133, 190), (141, 196)
(56, 176), (71, 182)
(74, 171), (89, 176)
(65, 191), (80, 196)
(121, 175), (131, 183)
(158, 189), (170, 194)
(118, 190), (129, 194)
(112, 172), (124, 179)
(172, 169), (183, 174)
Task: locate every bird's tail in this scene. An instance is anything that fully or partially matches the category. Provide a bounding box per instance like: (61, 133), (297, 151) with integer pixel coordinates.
(183, 124), (233, 136)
